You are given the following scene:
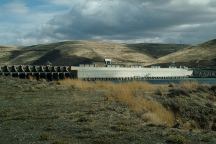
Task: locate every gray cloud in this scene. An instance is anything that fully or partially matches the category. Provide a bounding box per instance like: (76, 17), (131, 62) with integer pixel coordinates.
(25, 0), (216, 44)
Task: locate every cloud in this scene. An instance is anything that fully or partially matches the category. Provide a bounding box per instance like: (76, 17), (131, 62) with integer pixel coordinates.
(2, 1), (29, 14)
(0, 1), (68, 45)
(1, 0), (216, 45)
(49, 0), (76, 5)
(188, 0), (211, 5)
(29, 0), (215, 44)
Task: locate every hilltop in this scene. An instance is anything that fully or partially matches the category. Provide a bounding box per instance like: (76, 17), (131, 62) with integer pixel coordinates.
(1, 41), (157, 66)
(153, 39), (216, 67)
(0, 46), (17, 65)
(0, 41), (186, 66)
(127, 43), (188, 58)
(0, 39), (215, 67)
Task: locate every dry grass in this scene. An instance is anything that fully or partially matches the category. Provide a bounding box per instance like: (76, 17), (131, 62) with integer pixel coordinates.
(58, 79), (95, 90)
(179, 81), (199, 91)
(106, 85), (175, 126)
(167, 81), (200, 97)
(59, 79), (157, 91)
(59, 79), (175, 126)
(27, 75), (36, 81)
(179, 81), (199, 90)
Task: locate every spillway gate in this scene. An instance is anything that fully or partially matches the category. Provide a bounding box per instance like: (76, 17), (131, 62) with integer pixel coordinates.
(0, 65), (78, 80)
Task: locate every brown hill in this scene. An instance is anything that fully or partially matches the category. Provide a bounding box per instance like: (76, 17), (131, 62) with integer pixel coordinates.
(152, 39), (216, 67)
(127, 43), (188, 58)
(1, 39), (215, 67)
(3, 41), (155, 66)
(0, 46), (17, 65)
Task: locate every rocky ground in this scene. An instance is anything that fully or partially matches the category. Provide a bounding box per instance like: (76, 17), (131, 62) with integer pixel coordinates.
(0, 77), (216, 144)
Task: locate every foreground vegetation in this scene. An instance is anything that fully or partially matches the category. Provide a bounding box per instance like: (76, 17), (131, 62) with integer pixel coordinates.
(0, 77), (216, 144)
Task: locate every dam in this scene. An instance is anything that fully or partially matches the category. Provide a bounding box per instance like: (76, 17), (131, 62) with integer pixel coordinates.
(0, 64), (193, 80)
(75, 65), (193, 80)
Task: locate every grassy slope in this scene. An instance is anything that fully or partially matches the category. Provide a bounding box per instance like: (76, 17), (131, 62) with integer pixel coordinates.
(1, 39), (216, 67)
(0, 41), (187, 66)
(3, 41), (157, 66)
(127, 43), (188, 58)
(0, 77), (216, 144)
(0, 46), (17, 65)
(153, 39), (216, 67)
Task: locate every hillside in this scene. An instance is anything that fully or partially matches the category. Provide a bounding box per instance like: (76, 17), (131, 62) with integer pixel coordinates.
(2, 41), (157, 66)
(0, 46), (17, 65)
(152, 39), (216, 67)
(127, 43), (188, 58)
(0, 41), (188, 66)
(0, 39), (216, 67)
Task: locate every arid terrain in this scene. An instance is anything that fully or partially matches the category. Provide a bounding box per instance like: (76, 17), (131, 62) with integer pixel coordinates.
(153, 40), (216, 67)
(0, 39), (215, 67)
(0, 39), (216, 143)
(1, 0), (216, 143)
(0, 77), (216, 144)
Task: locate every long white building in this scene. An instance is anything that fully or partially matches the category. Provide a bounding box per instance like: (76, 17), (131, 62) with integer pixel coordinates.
(72, 66), (193, 79)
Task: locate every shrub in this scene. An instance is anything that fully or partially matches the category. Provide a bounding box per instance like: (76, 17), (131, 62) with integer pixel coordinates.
(52, 140), (68, 144)
(200, 135), (213, 142)
(168, 88), (190, 97)
(106, 85), (175, 126)
(155, 88), (163, 96)
(59, 79), (158, 92)
(179, 81), (199, 92)
(39, 132), (50, 141)
(166, 134), (187, 144)
(58, 79), (95, 90)
(210, 85), (216, 93)
(212, 119), (216, 131)
(197, 84), (211, 92)
(168, 83), (175, 88)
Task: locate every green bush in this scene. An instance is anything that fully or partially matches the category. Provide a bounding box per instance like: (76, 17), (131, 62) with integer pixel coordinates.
(39, 132), (50, 141)
(168, 88), (190, 97)
(166, 134), (187, 144)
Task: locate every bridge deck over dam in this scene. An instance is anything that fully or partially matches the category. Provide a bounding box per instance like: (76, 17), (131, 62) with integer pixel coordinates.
(0, 65), (198, 80)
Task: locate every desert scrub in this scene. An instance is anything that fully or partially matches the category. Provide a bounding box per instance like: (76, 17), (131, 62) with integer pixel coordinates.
(168, 81), (201, 97)
(58, 79), (158, 92)
(168, 88), (190, 97)
(110, 89), (175, 126)
(200, 134), (213, 142)
(179, 81), (199, 92)
(39, 132), (51, 141)
(59, 79), (174, 126)
(166, 134), (187, 144)
(52, 140), (68, 144)
(58, 79), (96, 90)
(155, 89), (163, 96)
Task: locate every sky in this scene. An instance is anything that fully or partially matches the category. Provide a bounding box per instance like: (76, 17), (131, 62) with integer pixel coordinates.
(0, 0), (216, 46)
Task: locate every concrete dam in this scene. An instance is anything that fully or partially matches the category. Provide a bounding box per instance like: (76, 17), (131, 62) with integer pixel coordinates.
(0, 65), (77, 80)
(0, 65), (194, 80)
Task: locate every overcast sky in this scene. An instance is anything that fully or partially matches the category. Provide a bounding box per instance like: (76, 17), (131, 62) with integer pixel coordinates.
(0, 0), (216, 45)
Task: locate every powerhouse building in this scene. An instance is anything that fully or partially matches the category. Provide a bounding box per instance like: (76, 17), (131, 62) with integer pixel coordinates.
(73, 66), (193, 79)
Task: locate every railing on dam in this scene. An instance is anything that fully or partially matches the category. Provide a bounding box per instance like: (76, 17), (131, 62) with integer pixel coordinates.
(0, 65), (78, 80)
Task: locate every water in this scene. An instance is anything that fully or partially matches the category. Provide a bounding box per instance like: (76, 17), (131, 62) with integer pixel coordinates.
(115, 78), (216, 85)
(145, 78), (216, 85)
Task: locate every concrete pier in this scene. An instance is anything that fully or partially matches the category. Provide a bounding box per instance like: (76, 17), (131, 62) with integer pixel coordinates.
(0, 65), (77, 80)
